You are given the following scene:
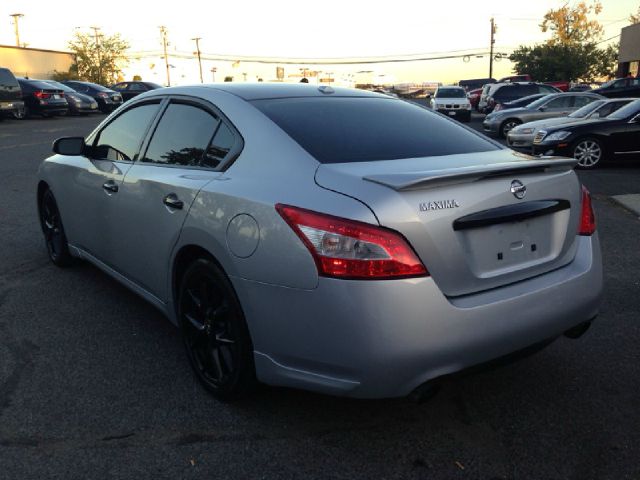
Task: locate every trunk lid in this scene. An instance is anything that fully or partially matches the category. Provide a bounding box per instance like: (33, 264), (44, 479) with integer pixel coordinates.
(315, 149), (582, 297)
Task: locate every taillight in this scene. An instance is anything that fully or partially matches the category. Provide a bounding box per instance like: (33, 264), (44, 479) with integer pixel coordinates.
(276, 204), (428, 280)
(578, 185), (596, 236)
(35, 91), (51, 99)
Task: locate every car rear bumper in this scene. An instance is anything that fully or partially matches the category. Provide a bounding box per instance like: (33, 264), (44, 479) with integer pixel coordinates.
(235, 234), (602, 398)
(436, 108), (471, 120)
(0, 100), (24, 112)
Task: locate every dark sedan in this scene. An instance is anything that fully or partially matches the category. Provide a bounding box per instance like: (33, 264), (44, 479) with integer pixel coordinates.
(493, 93), (547, 112)
(42, 80), (98, 115)
(591, 77), (640, 98)
(15, 78), (69, 118)
(532, 99), (640, 168)
(62, 80), (123, 112)
(110, 81), (163, 101)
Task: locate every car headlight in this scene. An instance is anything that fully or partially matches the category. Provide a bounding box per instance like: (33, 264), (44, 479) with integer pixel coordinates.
(518, 128), (535, 134)
(544, 131), (572, 142)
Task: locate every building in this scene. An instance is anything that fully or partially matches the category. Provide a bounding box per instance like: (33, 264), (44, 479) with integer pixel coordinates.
(617, 23), (640, 77)
(0, 45), (74, 79)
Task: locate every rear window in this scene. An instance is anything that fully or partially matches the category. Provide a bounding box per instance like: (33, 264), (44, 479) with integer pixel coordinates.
(23, 80), (58, 90)
(252, 97), (498, 163)
(0, 68), (18, 85)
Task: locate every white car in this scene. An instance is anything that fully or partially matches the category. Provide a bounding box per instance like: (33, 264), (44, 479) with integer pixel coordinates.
(430, 86), (471, 122)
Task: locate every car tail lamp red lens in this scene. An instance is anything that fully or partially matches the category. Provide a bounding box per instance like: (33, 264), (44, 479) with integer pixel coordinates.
(276, 204), (428, 280)
(35, 91), (51, 99)
(578, 185), (596, 236)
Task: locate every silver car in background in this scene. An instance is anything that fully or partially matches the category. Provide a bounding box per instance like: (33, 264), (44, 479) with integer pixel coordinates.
(37, 84), (602, 401)
(507, 98), (636, 150)
(483, 92), (604, 138)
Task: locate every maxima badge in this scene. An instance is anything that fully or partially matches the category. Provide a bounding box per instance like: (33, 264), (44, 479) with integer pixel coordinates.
(510, 180), (526, 199)
(419, 200), (460, 212)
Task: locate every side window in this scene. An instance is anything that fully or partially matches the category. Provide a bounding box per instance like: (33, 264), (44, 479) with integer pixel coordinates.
(114, 83), (127, 91)
(545, 96), (573, 109)
(539, 85), (557, 94)
(203, 123), (235, 168)
(94, 103), (160, 161)
(573, 96), (594, 108)
(129, 83), (145, 91)
(142, 103), (219, 166)
(597, 103), (615, 117)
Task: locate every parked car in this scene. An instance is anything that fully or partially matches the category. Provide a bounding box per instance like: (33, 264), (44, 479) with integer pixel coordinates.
(532, 98), (640, 168)
(480, 82), (560, 113)
(110, 81), (163, 102)
(498, 74), (532, 83)
(591, 77), (640, 98)
(62, 80), (123, 112)
(507, 98), (635, 150)
(569, 83), (593, 92)
(37, 84), (602, 400)
(483, 92), (603, 138)
(493, 93), (547, 112)
(544, 81), (570, 92)
(41, 80), (98, 115)
(0, 67), (24, 119)
(15, 78), (68, 118)
(430, 86), (471, 122)
(458, 77), (495, 92)
(467, 88), (483, 110)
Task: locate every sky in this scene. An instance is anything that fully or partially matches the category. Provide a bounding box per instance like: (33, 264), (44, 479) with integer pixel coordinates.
(0, 0), (637, 85)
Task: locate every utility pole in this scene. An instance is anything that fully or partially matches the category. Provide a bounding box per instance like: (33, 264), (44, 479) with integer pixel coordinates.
(210, 67), (216, 82)
(10, 13), (24, 47)
(192, 37), (203, 83)
(159, 26), (170, 86)
(489, 17), (497, 79)
(90, 26), (102, 84)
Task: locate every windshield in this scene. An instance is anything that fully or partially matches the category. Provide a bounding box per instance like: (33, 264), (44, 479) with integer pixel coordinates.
(253, 97), (499, 163)
(526, 94), (555, 109)
(435, 88), (466, 98)
(599, 79), (616, 88)
(569, 100), (605, 118)
(607, 99), (640, 120)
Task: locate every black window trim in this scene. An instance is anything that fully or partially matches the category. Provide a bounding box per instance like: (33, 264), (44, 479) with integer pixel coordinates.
(135, 94), (244, 172)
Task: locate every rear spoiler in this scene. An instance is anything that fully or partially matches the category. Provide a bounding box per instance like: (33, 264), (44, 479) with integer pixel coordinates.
(362, 157), (578, 191)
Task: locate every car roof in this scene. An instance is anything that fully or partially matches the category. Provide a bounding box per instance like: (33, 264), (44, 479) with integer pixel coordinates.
(194, 83), (383, 100)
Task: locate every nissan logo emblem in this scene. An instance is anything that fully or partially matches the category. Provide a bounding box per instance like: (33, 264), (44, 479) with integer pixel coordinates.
(510, 180), (526, 199)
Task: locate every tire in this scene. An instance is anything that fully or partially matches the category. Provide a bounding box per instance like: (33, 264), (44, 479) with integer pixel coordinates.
(13, 106), (27, 120)
(499, 118), (521, 138)
(39, 188), (73, 267)
(572, 137), (605, 169)
(178, 258), (256, 400)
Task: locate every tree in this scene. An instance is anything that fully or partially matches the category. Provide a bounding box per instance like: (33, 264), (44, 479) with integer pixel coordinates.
(509, 1), (616, 82)
(68, 31), (129, 85)
(630, 6), (640, 24)
(541, 1), (603, 45)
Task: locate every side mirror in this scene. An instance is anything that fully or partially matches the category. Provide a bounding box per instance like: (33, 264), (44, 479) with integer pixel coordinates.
(538, 106), (547, 112)
(53, 137), (86, 156)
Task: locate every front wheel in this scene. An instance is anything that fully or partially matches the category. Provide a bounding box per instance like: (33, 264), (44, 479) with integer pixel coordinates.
(178, 258), (256, 400)
(572, 137), (604, 169)
(499, 119), (521, 138)
(39, 188), (73, 267)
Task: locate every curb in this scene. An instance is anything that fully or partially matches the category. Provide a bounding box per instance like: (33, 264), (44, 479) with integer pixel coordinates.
(611, 194), (640, 217)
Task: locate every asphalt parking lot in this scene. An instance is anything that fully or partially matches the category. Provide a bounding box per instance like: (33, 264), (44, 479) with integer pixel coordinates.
(1, 111), (639, 479)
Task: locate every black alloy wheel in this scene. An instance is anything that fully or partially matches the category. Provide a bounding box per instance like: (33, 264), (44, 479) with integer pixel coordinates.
(13, 105), (28, 119)
(39, 188), (73, 267)
(178, 259), (255, 400)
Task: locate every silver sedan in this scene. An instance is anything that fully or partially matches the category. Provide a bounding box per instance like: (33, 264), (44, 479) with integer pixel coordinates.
(37, 84), (602, 400)
(482, 92), (604, 138)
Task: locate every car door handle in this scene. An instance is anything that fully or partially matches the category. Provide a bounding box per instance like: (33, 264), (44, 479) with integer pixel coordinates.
(163, 193), (184, 210)
(102, 180), (118, 193)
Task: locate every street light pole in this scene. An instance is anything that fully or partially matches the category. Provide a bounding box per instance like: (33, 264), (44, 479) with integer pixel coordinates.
(10, 13), (24, 47)
(192, 37), (203, 83)
(159, 26), (170, 86)
(489, 17), (497, 79)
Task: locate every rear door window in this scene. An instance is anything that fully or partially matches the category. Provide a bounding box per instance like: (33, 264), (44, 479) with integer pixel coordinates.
(0, 68), (18, 86)
(142, 103), (220, 166)
(545, 96), (573, 109)
(253, 97), (498, 164)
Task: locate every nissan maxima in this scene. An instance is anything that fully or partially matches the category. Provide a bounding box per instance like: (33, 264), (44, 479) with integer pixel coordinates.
(37, 84), (602, 400)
